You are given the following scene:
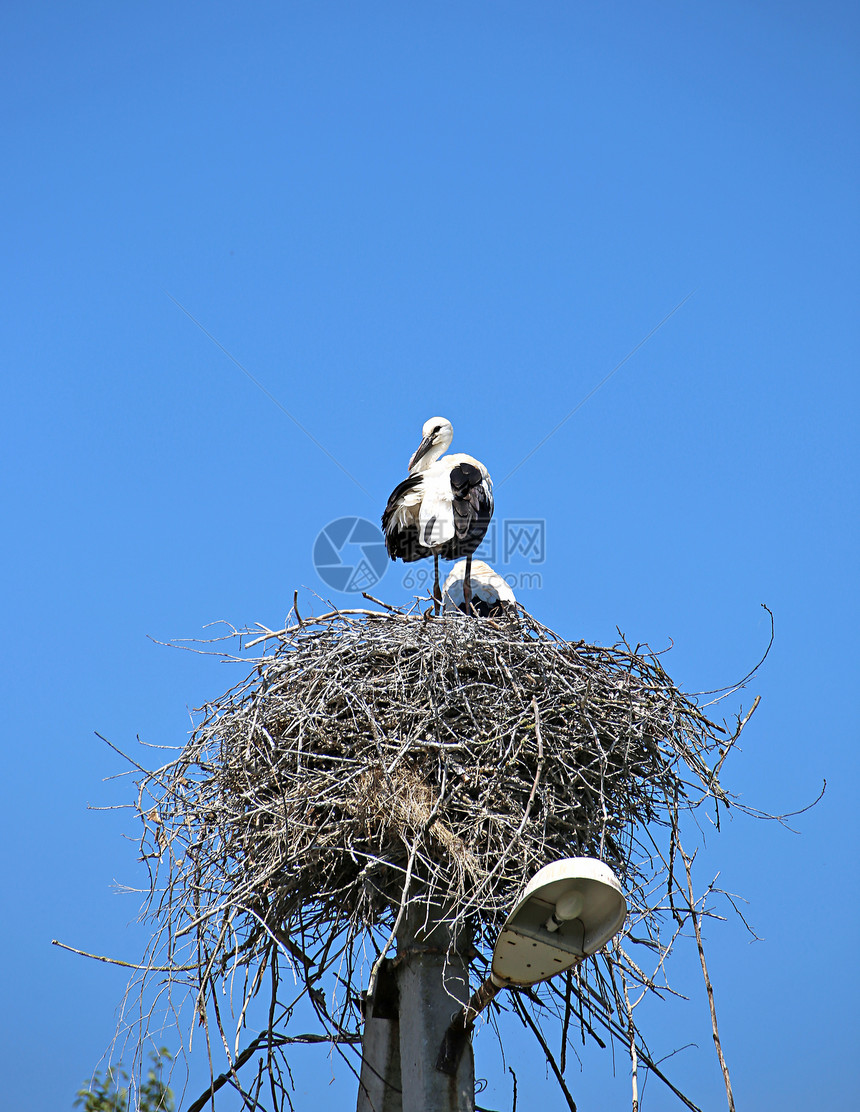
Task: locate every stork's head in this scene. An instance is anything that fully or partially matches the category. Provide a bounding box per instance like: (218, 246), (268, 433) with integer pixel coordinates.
(408, 416), (453, 471)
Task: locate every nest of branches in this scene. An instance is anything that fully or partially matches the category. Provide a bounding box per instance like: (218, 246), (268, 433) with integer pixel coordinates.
(133, 604), (761, 1110)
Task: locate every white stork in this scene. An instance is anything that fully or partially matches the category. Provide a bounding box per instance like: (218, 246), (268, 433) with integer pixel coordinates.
(382, 417), (494, 613)
(443, 559), (516, 618)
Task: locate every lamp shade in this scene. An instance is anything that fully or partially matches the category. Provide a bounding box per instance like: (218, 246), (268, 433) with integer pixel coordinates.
(491, 857), (626, 987)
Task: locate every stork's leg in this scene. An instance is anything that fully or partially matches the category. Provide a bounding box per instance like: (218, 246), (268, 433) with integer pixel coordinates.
(433, 555), (441, 615)
(463, 554), (474, 617)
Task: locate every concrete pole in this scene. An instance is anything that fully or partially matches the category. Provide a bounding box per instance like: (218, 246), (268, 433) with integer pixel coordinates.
(357, 959), (403, 1112)
(395, 904), (475, 1112)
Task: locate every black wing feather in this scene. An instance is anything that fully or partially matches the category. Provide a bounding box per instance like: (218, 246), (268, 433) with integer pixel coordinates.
(382, 473), (428, 562)
(439, 462), (494, 559)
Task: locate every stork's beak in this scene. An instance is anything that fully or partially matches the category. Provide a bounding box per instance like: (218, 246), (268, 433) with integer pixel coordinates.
(409, 433), (435, 470)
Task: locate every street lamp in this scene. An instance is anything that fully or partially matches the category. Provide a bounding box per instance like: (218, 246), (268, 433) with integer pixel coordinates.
(436, 857), (626, 1075)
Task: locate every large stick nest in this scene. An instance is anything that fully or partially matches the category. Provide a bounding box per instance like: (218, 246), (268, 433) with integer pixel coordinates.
(135, 604), (753, 1109)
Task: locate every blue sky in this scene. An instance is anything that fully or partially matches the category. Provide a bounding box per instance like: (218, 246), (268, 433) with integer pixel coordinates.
(3, 2), (857, 1108)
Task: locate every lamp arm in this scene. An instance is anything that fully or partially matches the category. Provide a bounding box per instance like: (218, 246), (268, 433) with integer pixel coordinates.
(435, 974), (505, 1076)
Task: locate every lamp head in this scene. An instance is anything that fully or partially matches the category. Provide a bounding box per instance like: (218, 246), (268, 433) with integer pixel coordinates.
(490, 857), (626, 988)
